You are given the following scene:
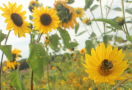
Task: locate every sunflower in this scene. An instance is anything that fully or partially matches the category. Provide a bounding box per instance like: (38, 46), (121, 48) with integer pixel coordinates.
(29, 0), (39, 12)
(6, 60), (20, 69)
(0, 2), (31, 37)
(32, 6), (60, 34)
(54, 0), (77, 30)
(75, 8), (85, 17)
(83, 42), (128, 85)
(80, 48), (86, 54)
(12, 48), (22, 61)
(82, 17), (91, 25)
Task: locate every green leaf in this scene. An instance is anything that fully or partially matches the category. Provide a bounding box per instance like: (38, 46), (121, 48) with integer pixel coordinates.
(9, 70), (27, 90)
(29, 15), (33, 20)
(75, 23), (79, 34)
(90, 4), (99, 11)
(115, 36), (124, 43)
(75, 30), (87, 36)
(49, 76), (56, 81)
(112, 7), (122, 11)
(0, 45), (13, 61)
(89, 32), (96, 39)
(49, 34), (59, 48)
(126, 21), (132, 23)
(27, 43), (47, 79)
(0, 30), (6, 43)
(126, 35), (132, 42)
(93, 18), (123, 30)
(126, 8), (132, 15)
(58, 27), (78, 49)
(57, 27), (71, 41)
(85, 40), (96, 55)
(103, 35), (113, 45)
(84, 0), (94, 10)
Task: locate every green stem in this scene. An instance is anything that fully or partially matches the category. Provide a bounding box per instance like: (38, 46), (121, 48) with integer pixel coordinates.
(83, 23), (91, 35)
(99, 0), (105, 33)
(121, 0), (130, 36)
(0, 30), (11, 90)
(90, 11), (102, 34)
(31, 33), (42, 90)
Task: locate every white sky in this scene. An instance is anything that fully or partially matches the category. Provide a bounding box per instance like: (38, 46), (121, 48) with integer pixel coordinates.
(0, 0), (131, 61)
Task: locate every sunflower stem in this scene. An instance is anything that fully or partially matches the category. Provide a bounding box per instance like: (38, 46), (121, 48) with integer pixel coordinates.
(30, 33), (43, 90)
(121, 0), (129, 37)
(0, 30), (11, 90)
(111, 75), (132, 90)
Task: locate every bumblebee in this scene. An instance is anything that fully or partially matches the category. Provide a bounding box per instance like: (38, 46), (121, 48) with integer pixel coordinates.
(100, 59), (113, 71)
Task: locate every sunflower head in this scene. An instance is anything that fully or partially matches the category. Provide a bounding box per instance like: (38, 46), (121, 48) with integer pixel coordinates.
(80, 48), (86, 54)
(83, 42), (129, 85)
(69, 48), (74, 52)
(116, 17), (125, 26)
(82, 17), (91, 25)
(66, 0), (75, 4)
(0, 2), (31, 37)
(29, 0), (39, 12)
(32, 6), (60, 34)
(12, 48), (22, 61)
(75, 8), (85, 17)
(54, 0), (77, 30)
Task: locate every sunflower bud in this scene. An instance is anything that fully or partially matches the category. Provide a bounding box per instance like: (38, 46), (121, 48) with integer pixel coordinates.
(116, 17), (125, 26)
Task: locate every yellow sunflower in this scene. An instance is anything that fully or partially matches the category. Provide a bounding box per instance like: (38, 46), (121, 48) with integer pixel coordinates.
(80, 48), (86, 54)
(0, 2), (31, 37)
(83, 42), (128, 85)
(75, 8), (85, 17)
(54, 0), (77, 30)
(12, 48), (22, 60)
(29, 0), (39, 12)
(6, 60), (20, 69)
(82, 17), (91, 25)
(32, 6), (60, 34)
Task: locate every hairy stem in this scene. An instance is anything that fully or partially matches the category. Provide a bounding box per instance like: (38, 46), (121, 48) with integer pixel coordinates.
(121, 0), (130, 36)
(0, 30), (11, 90)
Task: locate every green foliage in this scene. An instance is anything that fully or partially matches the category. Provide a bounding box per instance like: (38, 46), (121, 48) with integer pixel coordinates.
(112, 7), (122, 11)
(84, 0), (94, 10)
(75, 30), (87, 36)
(0, 30), (6, 43)
(93, 18), (123, 30)
(75, 23), (79, 34)
(27, 43), (48, 80)
(49, 34), (59, 48)
(103, 35), (113, 45)
(126, 8), (132, 15)
(0, 45), (13, 61)
(90, 4), (99, 11)
(58, 27), (78, 49)
(126, 35), (132, 42)
(115, 36), (125, 43)
(9, 70), (27, 90)
(85, 40), (96, 54)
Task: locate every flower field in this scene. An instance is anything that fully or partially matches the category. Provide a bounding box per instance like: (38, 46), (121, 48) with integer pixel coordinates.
(0, 0), (132, 90)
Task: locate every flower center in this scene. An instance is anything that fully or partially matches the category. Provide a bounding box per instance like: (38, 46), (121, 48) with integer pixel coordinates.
(98, 59), (113, 76)
(11, 13), (23, 27)
(40, 14), (52, 26)
(76, 10), (81, 14)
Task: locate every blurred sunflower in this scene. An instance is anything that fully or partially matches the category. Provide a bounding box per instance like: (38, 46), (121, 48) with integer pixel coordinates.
(80, 48), (86, 54)
(12, 48), (22, 61)
(29, 0), (39, 12)
(75, 8), (85, 17)
(32, 6), (60, 34)
(82, 17), (91, 25)
(3, 82), (6, 86)
(54, 0), (77, 30)
(6, 60), (20, 69)
(0, 2), (31, 37)
(83, 42), (128, 85)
